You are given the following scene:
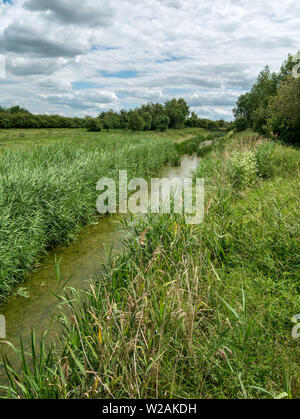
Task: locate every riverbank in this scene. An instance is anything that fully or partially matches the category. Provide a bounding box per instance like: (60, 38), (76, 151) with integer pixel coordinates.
(0, 132), (182, 302)
(2, 131), (299, 399)
(0, 154), (201, 388)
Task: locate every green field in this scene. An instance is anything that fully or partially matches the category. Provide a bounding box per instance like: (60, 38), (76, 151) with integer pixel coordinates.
(0, 127), (205, 149)
(2, 130), (299, 399)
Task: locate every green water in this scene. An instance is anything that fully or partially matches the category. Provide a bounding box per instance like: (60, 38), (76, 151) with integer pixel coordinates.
(0, 155), (201, 388)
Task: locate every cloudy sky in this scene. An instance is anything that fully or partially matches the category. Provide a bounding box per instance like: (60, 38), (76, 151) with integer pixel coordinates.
(0, 0), (299, 120)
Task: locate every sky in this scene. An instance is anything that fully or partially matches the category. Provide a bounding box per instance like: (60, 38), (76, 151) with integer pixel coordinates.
(0, 0), (299, 121)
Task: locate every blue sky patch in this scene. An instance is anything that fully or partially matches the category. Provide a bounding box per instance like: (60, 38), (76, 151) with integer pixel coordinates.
(167, 88), (190, 94)
(91, 45), (117, 52)
(101, 70), (139, 79)
(72, 81), (103, 90)
(157, 56), (184, 64)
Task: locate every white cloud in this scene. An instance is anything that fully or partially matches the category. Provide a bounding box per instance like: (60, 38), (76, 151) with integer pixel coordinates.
(40, 90), (118, 111)
(24, 0), (114, 27)
(0, 0), (299, 120)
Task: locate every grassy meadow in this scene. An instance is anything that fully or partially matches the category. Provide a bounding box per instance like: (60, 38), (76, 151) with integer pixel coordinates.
(0, 128), (210, 301)
(2, 130), (299, 399)
(0, 127), (205, 150)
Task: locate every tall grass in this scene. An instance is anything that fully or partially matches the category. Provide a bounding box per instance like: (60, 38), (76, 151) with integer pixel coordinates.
(175, 131), (228, 157)
(175, 135), (207, 155)
(0, 135), (178, 301)
(2, 132), (299, 399)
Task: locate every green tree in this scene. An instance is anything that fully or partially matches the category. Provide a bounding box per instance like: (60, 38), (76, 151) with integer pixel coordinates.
(152, 114), (169, 131)
(99, 110), (121, 130)
(86, 118), (102, 132)
(233, 66), (278, 134)
(9, 106), (31, 114)
(185, 111), (199, 127)
(119, 109), (130, 129)
(278, 54), (295, 83)
(128, 111), (145, 131)
(217, 119), (226, 129)
(233, 53), (299, 134)
(267, 76), (300, 145)
(164, 98), (189, 129)
(141, 112), (152, 130)
(234, 116), (249, 132)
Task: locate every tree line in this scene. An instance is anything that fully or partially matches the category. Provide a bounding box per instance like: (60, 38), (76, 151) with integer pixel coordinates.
(0, 106), (87, 129)
(0, 99), (228, 132)
(233, 53), (300, 145)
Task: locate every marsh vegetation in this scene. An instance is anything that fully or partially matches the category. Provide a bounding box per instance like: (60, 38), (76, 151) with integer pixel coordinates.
(1, 130), (299, 399)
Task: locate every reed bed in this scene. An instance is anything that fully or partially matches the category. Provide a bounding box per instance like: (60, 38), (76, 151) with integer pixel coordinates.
(0, 135), (178, 301)
(2, 132), (299, 399)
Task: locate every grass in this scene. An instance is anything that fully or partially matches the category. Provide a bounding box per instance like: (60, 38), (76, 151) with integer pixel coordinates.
(175, 130), (226, 156)
(2, 131), (299, 399)
(0, 127), (205, 150)
(0, 132), (180, 301)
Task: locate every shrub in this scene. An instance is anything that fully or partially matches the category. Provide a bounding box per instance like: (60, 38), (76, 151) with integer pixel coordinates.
(228, 150), (258, 188)
(175, 137), (201, 155)
(86, 118), (102, 132)
(234, 116), (249, 132)
(255, 142), (275, 179)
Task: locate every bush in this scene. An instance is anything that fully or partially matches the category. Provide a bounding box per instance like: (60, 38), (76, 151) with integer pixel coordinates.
(228, 150), (258, 188)
(176, 137), (200, 155)
(234, 116), (249, 132)
(86, 118), (102, 132)
(255, 142), (275, 179)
